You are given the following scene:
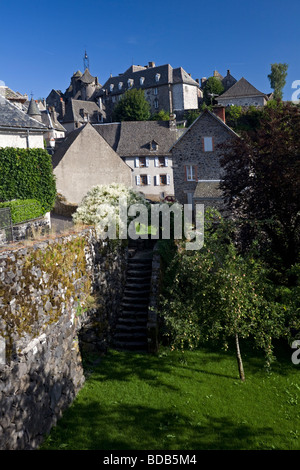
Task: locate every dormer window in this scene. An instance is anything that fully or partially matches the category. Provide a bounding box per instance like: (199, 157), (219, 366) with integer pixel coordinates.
(118, 82), (123, 90)
(128, 78), (134, 88)
(110, 84), (114, 92)
(155, 73), (161, 82)
(150, 140), (158, 151)
(140, 77), (145, 86)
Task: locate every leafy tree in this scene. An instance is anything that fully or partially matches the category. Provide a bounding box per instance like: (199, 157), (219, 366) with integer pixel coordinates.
(185, 109), (200, 127)
(268, 63), (288, 100)
(112, 89), (151, 121)
(202, 77), (224, 105)
(150, 110), (170, 121)
(159, 211), (296, 380)
(220, 101), (300, 268)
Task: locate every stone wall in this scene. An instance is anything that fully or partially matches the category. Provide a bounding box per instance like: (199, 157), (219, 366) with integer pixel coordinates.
(0, 228), (127, 450)
(0, 213), (51, 247)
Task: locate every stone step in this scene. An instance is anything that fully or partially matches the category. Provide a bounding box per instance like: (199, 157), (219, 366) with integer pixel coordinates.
(117, 317), (147, 326)
(115, 324), (147, 333)
(126, 270), (152, 278)
(123, 289), (150, 297)
(113, 340), (148, 352)
(122, 297), (149, 305)
(128, 258), (152, 265)
(121, 304), (149, 313)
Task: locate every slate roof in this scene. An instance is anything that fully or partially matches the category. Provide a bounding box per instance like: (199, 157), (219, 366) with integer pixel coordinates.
(0, 97), (47, 130)
(62, 99), (106, 123)
(99, 63), (199, 96)
(80, 68), (96, 85)
(217, 77), (266, 99)
(27, 98), (42, 117)
(94, 120), (179, 156)
(41, 110), (66, 132)
(0, 86), (27, 103)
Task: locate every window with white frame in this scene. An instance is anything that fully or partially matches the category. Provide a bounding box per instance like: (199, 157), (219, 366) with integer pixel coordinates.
(154, 87), (158, 95)
(154, 174), (170, 186)
(155, 156), (168, 167)
(140, 77), (145, 85)
(118, 82), (123, 90)
(136, 174), (151, 186)
(185, 165), (197, 181)
(135, 156), (149, 168)
(128, 78), (134, 88)
(155, 73), (160, 82)
(109, 84), (114, 92)
(203, 136), (214, 152)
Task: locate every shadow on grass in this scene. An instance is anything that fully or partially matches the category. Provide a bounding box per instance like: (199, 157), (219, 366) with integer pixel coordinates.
(42, 399), (279, 450)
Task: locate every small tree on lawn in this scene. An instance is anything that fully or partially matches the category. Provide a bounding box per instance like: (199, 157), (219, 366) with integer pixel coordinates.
(268, 63), (288, 100)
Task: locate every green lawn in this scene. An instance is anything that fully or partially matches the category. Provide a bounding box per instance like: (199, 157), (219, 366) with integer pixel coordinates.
(40, 342), (300, 450)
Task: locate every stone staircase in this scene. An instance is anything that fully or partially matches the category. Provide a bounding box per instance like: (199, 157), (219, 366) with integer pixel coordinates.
(113, 248), (153, 352)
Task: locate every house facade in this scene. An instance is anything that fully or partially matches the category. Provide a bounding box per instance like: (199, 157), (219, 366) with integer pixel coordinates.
(52, 122), (132, 204)
(94, 119), (183, 201)
(216, 77), (270, 107)
(98, 62), (200, 121)
(171, 107), (239, 211)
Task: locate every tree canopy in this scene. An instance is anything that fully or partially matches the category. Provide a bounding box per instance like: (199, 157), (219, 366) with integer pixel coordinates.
(112, 89), (151, 122)
(202, 77), (224, 105)
(268, 63), (288, 100)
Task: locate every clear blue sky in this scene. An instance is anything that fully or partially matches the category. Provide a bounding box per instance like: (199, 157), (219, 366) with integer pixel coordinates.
(0, 0), (299, 101)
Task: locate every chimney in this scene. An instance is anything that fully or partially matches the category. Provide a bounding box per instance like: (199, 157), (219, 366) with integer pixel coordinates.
(227, 69), (231, 75)
(201, 77), (207, 87)
(148, 61), (155, 68)
(60, 97), (65, 117)
(212, 105), (226, 123)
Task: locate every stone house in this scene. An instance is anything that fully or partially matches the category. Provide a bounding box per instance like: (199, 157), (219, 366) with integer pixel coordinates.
(216, 77), (270, 107)
(170, 106), (239, 211)
(98, 62), (200, 121)
(52, 122), (132, 204)
(94, 119), (184, 201)
(0, 96), (47, 149)
(61, 98), (105, 133)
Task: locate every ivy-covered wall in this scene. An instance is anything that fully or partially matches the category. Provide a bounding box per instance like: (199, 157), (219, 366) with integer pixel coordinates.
(0, 228), (127, 450)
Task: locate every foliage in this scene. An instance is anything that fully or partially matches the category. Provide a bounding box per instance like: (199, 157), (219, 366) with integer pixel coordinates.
(202, 77), (224, 105)
(150, 110), (170, 121)
(72, 183), (150, 238)
(0, 147), (56, 212)
(268, 63), (288, 100)
(159, 210), (300, 379)
(220, 101), (300, 268)
(0, 198), (44, 224)
(112, 89), (151, 121)
(185, 109), (200, 127)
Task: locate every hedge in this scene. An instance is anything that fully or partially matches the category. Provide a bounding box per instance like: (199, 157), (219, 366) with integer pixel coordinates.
(0, 199), (44, 224)
(0, 147), (56, 212)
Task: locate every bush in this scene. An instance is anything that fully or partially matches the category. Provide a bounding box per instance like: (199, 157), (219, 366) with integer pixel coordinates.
(0, 199), (45, 224)
(0, 147), (56, 212)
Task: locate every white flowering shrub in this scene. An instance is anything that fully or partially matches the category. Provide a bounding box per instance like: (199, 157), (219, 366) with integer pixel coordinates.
(72, 183), (150, 238)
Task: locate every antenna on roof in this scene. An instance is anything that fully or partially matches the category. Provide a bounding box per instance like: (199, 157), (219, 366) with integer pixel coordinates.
(83, 50), (90, 70)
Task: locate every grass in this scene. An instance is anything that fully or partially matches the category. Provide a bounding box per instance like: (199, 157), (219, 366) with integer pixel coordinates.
(40, 342), (300, 450)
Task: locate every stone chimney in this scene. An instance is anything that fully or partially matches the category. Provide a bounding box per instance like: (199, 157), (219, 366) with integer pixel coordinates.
(212, 105), (226, 123)
(148, 61), (155, 68)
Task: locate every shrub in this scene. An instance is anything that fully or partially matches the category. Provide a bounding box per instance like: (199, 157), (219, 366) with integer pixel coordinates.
(0, 147), (56, 212)
(0, 199), (44, 224)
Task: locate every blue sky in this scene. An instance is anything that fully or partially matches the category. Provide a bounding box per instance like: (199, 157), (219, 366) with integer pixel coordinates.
(0, 0), (299, 101)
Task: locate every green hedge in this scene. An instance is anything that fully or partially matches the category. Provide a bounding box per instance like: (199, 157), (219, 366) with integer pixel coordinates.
(0, 199), (44, 224)
(0, 147), (56, 212)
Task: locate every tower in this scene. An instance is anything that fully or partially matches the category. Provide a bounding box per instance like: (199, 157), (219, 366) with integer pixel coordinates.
(83, 50), (89, 70)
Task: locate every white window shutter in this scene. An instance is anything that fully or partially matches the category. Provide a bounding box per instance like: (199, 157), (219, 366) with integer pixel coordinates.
(165, 157), (168, 167)
(135, 157), (140, 168)
(155, 157), (159, 167)
(167, 174), (170, 185)
(146, 157), (149, 167)
(136, 175), (141, 186)
(147, 175), (151, 185)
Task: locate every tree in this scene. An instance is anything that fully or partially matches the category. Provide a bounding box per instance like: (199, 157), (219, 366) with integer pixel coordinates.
(202, 77), (224, 105)
(112, 89), (151, 121)
(268, 63), (288, 100)
(220, 102), (300, 268)
(150, 110), (170, 121)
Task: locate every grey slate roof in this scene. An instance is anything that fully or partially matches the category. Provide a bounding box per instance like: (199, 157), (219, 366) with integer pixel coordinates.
(27, 98), (42, 117)
(99, 63), (199, 96)
(0, 86), (27, 102)
(217, 77), (266, 99)
(0, 97), (47, 130)
(80, 68), (96, 85)
(62, 98), (106, 123)
(94, 120), (179, 156)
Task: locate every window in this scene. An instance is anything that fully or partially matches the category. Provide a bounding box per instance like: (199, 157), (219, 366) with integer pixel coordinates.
(155, 156), (168, 167)
(185, 165), (197, 181)
(154, 174), (170, 185)
(136, 174), (151, 186)
(128, 78), (134, 88)
(155, 73), (160, 82)
(154, 87), (158, 95)
(150, 140), (158, 151)
(203, 137), (214, 152)
(154, 98), (159, 109)
(140, 77), (145, 85)
(160, 175), (167, 185)
(135, 157), (149, 168)
(109, 84), (114, 92)
(118, 82), (123, 90)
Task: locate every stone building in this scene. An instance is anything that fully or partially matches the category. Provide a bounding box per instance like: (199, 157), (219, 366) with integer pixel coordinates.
(61, 98), (105, 133)
(94, 119), (184, 201)
(0, 96), (46, 148)
(170, 107), (239, 211)
(52, 122), (132, 204)
(216, 77), (270, 107)
(98, 62), (200, 121)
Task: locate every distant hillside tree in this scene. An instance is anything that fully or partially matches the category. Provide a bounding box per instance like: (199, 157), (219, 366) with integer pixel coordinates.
(268, 63), (288, 100)
(203, 77), (224, 105)
(112, 89), (151, 121)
